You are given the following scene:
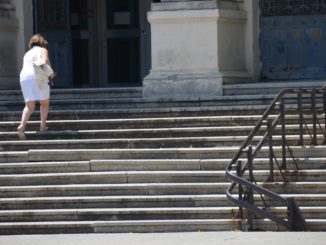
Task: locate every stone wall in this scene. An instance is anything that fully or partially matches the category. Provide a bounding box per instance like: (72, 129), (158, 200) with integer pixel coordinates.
(0, 0), (19, 89)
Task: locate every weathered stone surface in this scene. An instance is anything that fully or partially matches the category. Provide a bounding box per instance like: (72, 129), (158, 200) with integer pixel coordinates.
(0, 1), (19, 89)
(152, 0), (240, 11)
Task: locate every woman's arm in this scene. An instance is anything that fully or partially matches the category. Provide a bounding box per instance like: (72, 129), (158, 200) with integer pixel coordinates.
(41, 48), (51, 66)
(41, 47), (57, 78)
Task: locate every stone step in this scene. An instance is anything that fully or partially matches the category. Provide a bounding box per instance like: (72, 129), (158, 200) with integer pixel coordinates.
(0, 136), (243, 150)
(267, 207), (326, 220)
(2, 145), (325, 163)
(0, 94), (281, 111)
(2, 146), (326, 163)
(0, 171), (227, 186)
(1, 206), (326, 223)
(0, 207), (238, 222)
(5, 113), (319, 131)
(253, 219), (326, 231)
(1, 114), (317, 133)
(0, 170), (325, 186)
(0, 183), (228, 198)
(259, 193), (326, 207)
(0, 147), (308, 163)
(1, 157), (325, 174)
(0, 115), (268, 131)
(0, 195), (229, 210)
(1, 123), (322, 142)
(0, 134), (323, 151)
(1, 181), (326, 198)
(0, 217), (324, 234)
(1, 192), (326, 211)
(0, 88), (143, 101)
(0, 105), (270, 121)
(0, 219), (242, 234)
(0, 126), (269, 141)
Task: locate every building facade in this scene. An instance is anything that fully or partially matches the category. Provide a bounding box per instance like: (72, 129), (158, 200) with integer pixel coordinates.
(1, 0), (325, 99)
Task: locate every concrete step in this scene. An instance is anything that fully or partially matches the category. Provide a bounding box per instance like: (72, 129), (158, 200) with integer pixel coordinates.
(0, 134), (324, 150)
(0, 159), (222, 175)
(0, 158), (326, 174)
(0, 94), (281, 111)
(261, 193), (326, 206)
(0, 171), (227, 186)
(0, 183), (228, 198)
(0, 126), (263, 141)
(2, 122), (323, 142)
(268, 207), (326, 220)
(0, 219), (242, 234)
(0, 105), (270, 121)
(2, 157), (325, 174)
(0, 170), (325, 186)
(252, 218), (326, 231)
(1, 113), (317, 132)
(0, 115), (267, 131)
(0, 207), (238, 222)
(1, 181), (326, 198)
(1, 206), (326, 223)
(0, 195), (229, 210)
(0, 216), (323, 233)
(0, 87), (143, 101)
(0, 136), (243, 150)
(2, 192), (326, 211)
(2, 145), (326, 163)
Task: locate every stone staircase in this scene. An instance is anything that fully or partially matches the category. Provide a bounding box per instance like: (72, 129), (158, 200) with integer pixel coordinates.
(0, 86), (326, 234)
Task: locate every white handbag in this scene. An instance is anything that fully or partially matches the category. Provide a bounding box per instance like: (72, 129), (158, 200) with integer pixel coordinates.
(33, 59), (54, 80)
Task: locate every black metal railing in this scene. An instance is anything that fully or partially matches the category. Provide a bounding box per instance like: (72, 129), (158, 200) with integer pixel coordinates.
(226, 85), (326, 231)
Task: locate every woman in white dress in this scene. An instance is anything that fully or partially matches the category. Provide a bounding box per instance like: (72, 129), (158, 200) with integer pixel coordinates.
(17, 34), (54, 140)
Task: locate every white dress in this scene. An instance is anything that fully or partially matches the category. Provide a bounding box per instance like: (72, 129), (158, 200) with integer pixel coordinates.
(19, 46), (50, 102)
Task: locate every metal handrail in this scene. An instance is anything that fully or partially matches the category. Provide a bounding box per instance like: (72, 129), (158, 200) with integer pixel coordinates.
(226, 85), (326, 231)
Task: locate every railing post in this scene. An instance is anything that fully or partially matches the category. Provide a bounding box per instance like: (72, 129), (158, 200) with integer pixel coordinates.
(287, 197), (308, 231)
(265, 119), (274, 182)
(311, 89), (317, 145)
(237, 160), (243, 219)
(297, 89), (304, 146)
(247, 146), (254, 231)
(279, 100), (287, 170)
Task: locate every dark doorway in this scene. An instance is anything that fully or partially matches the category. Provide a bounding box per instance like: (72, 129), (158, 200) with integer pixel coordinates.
(34, 0), (152, 88)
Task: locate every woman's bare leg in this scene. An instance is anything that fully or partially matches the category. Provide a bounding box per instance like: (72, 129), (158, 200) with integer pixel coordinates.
(17, 101), (35, 140)
(18, 101), (35, 131)
(40, 99), (49, 131)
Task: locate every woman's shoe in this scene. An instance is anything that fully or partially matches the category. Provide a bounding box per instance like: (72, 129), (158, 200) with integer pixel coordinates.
(17, 127), (26, 140)
(40, 126), (49, 132)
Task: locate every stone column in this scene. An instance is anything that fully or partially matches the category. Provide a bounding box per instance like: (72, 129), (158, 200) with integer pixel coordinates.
(143, 0), (249, 100)
(0, 0), (19, 89)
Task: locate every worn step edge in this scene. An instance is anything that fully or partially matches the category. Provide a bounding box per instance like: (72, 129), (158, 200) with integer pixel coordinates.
(2, 157), (326, 173)
(0, 135), (323, 151)
(0, 219), (242, 234)
(2, 145), (326, 162)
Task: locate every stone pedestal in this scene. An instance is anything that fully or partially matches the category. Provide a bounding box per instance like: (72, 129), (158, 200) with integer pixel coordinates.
(143, 0), (249, 100)
(0, 1), (19, 89)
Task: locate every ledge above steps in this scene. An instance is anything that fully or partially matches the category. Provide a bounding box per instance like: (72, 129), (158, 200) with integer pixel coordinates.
(223, 80), (326, 96)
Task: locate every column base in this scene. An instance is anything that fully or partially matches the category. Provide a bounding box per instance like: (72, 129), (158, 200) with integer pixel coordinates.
(143, 71), (223, 100)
